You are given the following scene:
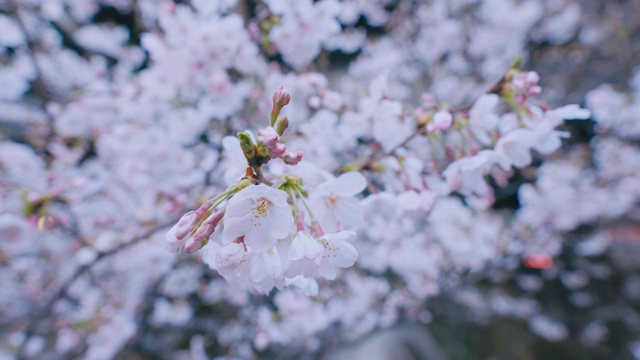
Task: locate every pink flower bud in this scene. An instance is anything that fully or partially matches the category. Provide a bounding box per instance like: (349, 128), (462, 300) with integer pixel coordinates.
(272, 85), (291, 107)
(525, 71), (540, 85)
(174, 211), (199, 240)
(185, 210), (224, 253)
(427, 110), (453, 133)
(283, 150), (303, 165)
(528, 85), (542, 97)
(269, 143), (287, 158)
(165, 223), (190, 253)
(195, 199), (214, 218)
(512, 76), (526, 91)
(257, 127), (280, 148)
(185, 226), (212, 253)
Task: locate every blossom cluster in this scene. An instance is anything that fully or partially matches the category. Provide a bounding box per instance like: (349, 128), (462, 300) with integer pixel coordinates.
(164, 87), (363, 295)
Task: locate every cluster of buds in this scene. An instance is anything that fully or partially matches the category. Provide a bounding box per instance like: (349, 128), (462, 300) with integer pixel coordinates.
(415, 94), (454, 134)
(238, 86), (303, 170)
(165, 180), (252, 253)
(511, 71), (541, 105)
(496, 59), (542, 110)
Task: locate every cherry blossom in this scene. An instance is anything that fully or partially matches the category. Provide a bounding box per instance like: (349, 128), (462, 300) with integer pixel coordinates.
(308, 172), (367, 233)
(223, 184), (293, 253)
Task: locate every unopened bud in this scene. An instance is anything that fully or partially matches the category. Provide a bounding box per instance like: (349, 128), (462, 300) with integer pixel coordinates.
(269, 143), (287, 158)
(426, 110), (453, 133)
(525, 71), (540, 85)
(257, 127), (279, 148)
(186, 210), (224, 253)
(275, 116), (289, 136)
(165, 223), (188, 253)
(195, 199), (214, 218)
(272, 85), (291, 108)
(528, 86), (541, 97)
(270, 86), (291, 126)
(174, 211), (199, 240)
(283, 150), (303, 165)
(237, 132), (255, 158)
(512, 76), (526, 91)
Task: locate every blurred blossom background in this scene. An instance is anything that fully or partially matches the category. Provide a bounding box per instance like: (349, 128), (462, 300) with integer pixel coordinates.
(1, 0), (640, 359)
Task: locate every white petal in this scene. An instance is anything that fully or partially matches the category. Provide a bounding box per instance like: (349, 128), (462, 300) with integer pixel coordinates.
(332, 172), (367, 196)
(289, 232), (322, 261)
(334, 197), (363, 227)
(244, 225), (274, 253)
(329, 240), (358, 268)
(319, 260), (337, 280)
(267, 204), (294, 239)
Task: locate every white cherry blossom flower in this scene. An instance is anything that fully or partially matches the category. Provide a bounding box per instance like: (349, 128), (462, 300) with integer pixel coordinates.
(318, 231), (359, 280)
(495, 128), (535, 168)
(223, 184), (294, 253)
(308, 172), (367, 232)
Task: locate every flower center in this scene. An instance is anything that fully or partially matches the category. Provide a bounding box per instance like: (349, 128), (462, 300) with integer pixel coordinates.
(328, 195), (338, 206)
(250, 199), (270, 227)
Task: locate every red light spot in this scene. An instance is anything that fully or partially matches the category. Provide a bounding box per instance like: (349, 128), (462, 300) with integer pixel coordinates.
(523, 254), (553, 269)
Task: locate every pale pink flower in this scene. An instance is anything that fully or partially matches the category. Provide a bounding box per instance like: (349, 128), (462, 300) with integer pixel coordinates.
(318, 231), (359, 280)
(309, 172), (367, 232)
(495, 129), (535, 168)
(223, 184), (294, 252)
